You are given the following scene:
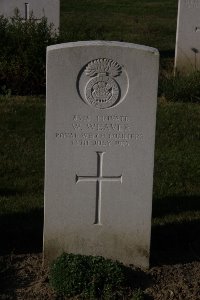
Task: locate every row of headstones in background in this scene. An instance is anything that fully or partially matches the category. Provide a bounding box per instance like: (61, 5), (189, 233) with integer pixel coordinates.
(175, 0), (200, 73)
(0, 0), (60, 29)
(0, 0), (198, 72)
(43, 41), (159, 269)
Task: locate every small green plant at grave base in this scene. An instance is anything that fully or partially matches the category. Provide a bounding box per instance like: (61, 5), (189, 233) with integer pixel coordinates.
(49, 253), (142, 299)
(159, 71), (200, 103)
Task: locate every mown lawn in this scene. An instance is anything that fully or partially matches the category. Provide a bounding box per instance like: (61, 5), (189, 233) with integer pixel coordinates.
(60, 0), (178, 52)
(153, 100), (200, 224)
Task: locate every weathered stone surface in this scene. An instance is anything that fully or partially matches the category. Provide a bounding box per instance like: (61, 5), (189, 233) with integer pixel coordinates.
(175, 0), (200, 73)
(0, 0), (60, 29)
(44, 41), (159, 269)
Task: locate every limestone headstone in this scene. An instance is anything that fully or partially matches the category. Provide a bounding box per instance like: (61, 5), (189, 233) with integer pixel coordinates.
(44, 41), (159, 269)
(0, 0), (60, 29)
(175, 0), (200, 73)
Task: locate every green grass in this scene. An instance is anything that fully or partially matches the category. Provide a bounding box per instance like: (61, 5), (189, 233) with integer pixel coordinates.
(59, 0), (179, 95)
(159, 71), (200, 102)
(0, 97), (199, 225)
(60, 0), (178, 51)
(153, 100), (200, 224)
(0, 97), (45, 217)
(0, 96), (45, 254)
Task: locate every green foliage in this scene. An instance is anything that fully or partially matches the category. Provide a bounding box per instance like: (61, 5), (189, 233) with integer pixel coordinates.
(131, 289), (145, 300)
(159, 71), (200, 103)
(49, 253), (137, 299)
(0, 13), (59, 95)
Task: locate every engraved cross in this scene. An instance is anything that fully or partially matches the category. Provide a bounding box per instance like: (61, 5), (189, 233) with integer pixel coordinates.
(76, 152), (122, 225)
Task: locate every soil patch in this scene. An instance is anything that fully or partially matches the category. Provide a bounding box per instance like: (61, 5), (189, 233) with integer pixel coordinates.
(0, 253), (200, 300)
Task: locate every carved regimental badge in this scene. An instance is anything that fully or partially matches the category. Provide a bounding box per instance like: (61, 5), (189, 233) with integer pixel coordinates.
(78, 58), (129, 109)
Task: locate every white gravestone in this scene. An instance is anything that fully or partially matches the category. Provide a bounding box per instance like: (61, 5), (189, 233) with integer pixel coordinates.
(44, 41), (159, 269)
(0, 0), (60, 29)
(175, 0), (200, 73)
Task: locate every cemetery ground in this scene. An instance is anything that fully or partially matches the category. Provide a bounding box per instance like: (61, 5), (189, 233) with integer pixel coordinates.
(0, 0), (200, 299)
(0, 96), (199, 299)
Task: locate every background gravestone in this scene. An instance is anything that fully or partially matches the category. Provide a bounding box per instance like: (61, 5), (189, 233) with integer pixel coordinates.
(0, 0), (60, 29)
(44, 41), (159, 269)
(175, 0), (200, 73)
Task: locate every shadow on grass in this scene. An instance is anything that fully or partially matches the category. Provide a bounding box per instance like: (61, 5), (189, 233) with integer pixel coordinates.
(151, 195), (200, 266)
(151, 219), (200, 266)
(0, 188), (24, 197)
(152, 195), (200, 218)
(1, 196), (200, 267)
(0, 208), (43, 255)
(160, 49), (175, 59)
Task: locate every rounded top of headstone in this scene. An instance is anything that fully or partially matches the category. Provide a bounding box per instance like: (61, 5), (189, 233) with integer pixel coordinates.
(47, 40), (159, 56)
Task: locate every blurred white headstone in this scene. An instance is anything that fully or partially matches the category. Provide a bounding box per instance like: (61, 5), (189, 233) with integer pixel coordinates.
(175, 0), (200, 73)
